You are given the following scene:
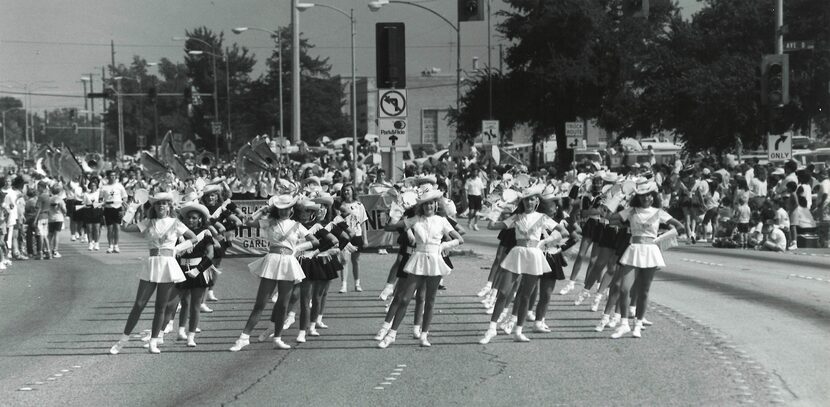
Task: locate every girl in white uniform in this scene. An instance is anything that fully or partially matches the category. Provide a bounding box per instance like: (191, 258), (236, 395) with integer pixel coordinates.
(230, 194), (319, 351)
(480, 185), (564, 344)
(608, 180), (683, 339)
(109, 192), (198, 354)
(377, 186), (463, 348)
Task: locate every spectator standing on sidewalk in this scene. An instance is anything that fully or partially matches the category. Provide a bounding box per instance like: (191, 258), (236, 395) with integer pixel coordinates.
(464, 166), (485, 231)
(46, 185), (66, 258)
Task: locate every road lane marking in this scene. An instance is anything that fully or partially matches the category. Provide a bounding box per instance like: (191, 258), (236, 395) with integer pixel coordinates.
(787, 274), (830, 283)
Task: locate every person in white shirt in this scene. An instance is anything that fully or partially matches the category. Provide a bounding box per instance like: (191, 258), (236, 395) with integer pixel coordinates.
(464, 169), (485, 231)
(100, 170), (128, 253)
(758, 218), (787, 252)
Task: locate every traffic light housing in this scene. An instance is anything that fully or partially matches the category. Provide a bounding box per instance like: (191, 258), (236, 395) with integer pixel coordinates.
(458, 0), (484, 22)
(622, 0), (649, 18)
(147, 86), (157, 103)
(376, 23), (406, 89)
(761, 54), (789, 106)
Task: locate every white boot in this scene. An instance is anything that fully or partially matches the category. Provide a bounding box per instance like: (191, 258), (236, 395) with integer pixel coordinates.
(186, 332), (197, 347)
(177, 326), (187, 341)
(148, 338), (161, 354)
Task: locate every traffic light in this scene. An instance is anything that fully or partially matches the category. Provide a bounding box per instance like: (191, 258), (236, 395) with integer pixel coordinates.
(458, 0), (484, 22)
(147, 86), (157, 104)
(376, 23), (406, 89)
(761, 54), (789, 106)
(622, 0), (649, 18)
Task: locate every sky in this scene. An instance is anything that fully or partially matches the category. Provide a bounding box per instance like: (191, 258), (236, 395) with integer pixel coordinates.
(0, 0), (705, 111)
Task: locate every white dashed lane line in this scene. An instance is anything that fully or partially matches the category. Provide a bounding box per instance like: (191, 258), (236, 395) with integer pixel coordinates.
(375, 364), (407, 390)
(681, 258), (724, 267)
(787, 274), (830, 283)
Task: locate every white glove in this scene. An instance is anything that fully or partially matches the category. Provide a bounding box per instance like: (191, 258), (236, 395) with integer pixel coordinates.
(538, 231), (564, 250)
(174, 239), (194, 253)
(440, 239), (461, 252)
(343, 242), (358, 253)
(185, 268), (200, 278)
(294, 240), (314, 253)
(196, 230), (212, 241)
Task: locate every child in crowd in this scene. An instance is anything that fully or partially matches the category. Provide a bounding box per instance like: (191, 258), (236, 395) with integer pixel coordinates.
(758, 219), (787, 252)
(733, 194), (751, 248)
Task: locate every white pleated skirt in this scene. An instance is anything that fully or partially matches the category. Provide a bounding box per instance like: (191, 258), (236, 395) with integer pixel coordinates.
(248, 253), (306, 282)
(138, 256), (186, 283)
(619, 243), (665, 268)
(500, 246), (551, 276)
(404, 251), (452, 277)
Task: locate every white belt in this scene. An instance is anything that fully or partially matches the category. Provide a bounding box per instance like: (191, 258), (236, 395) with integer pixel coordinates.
(414, 243), (441, 255)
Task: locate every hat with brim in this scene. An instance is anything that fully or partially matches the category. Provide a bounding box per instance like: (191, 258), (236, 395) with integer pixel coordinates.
(520, 184), (545, 199)
(179, 202), (210, 220)
(634, 180), (658, 195)
(541, 185), (558, 201)
(416, 189), (443, 205)
(202, 184), (222, 195)
(304, 176), (321, 186)
(602, 172), (619, 183)
(149, 192), (176, 203)
(413, 175), (437, 186)
(311, 192), (335, 206)
(295, 198), (321, 212)
(771, 168), (785, 176)
(268, 194), (298, 209)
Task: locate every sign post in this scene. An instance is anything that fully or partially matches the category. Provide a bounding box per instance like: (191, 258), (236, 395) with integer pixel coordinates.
(481, 120), (499, 145)
(565, 121), (584, 169)
(768, 133), (792, 161)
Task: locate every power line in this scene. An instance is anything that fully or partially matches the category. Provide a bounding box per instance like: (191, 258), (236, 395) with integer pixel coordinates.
(1, 39), (500, 51)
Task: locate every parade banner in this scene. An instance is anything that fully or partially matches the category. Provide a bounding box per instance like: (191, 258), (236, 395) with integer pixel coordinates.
(225, 195), (396, 257)
(225, 199), (271, 256)
(361, 194), (398, 249)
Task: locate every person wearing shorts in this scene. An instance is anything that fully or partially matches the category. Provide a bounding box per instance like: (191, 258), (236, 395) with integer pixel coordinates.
(100, 170), (128, 253)
(464, 169), (485, 231)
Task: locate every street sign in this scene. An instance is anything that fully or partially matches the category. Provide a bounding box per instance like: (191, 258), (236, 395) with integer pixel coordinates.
(449, 138), (473, 158)
(211, 121), (222, 136)
(784, 40), (815, 52)
(565, 121), (584, 149)
(768, 133), (792, 161)
(378, 118), (408, 147)
(378, 89), (407, 118)
(481, 120), (500, 145)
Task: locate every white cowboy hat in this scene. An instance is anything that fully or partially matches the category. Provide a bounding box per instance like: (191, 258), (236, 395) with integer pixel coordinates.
(311, 192), (335, 206)
(149, 192), (176, 203)
(399, 190), (419, 210)
(520, 184), (545, 199)
(602, 172), (619, 183)
(634, 180), (658, 195)
(295, 198), (321, 212)
(268, 194), (298, 209)
(541, 185), (558, 201)
(416, 189), (443, 204)
(304, 176), (321, 186)
(501, 188), (520, 204)
(202, 184), (222, 195)
(178, 202), (210, 220)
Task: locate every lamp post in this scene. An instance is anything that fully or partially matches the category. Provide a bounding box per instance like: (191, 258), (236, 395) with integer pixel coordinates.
(296, 2), (358, 180)
(232, 27), (284, 142)
(174, 36), (221, 158)
(1, 107), (24, 153)
(368, 0), (460, 113)
(186, 49), (230, 159)
(292, 0), (302, 144)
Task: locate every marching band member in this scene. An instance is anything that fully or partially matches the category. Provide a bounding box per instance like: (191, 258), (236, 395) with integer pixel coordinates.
(480, 184), (564, 344)
(109, 192), (199, 354)
(377, 184), (463, 348)
(230, 194), (319, 351)
(607, 179), (683, 339)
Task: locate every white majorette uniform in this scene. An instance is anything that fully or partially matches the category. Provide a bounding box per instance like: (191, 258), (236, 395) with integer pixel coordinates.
(402, 215), (455, 277)
(248, 218), (309, 282)
(617, 207), (673, 268)
(500, 212), (559, 276)
(136, 218), (190, 283)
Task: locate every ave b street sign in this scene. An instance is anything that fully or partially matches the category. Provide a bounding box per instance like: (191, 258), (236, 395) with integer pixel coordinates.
(768, 133), (792, 161)
(379, 118), (408, 147)
(378, 89), (407, 118)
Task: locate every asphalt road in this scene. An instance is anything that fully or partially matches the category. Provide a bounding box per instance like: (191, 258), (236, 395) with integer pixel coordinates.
(0, 228), (827, 406)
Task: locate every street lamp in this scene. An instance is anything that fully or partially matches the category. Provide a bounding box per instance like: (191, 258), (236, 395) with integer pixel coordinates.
(2, 80), (56, 158)
(187, 49), (231, 159)
(368, 0), (460, 113)
(232, 27), (284, 142)
(296, 2), (359, 180)
(174, 36), (221, 158)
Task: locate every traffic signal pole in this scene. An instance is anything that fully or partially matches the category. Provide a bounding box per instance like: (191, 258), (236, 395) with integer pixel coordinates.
(776, 0), (783, 55)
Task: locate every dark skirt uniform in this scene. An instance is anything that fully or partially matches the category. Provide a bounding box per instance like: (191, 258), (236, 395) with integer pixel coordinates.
(301, 224), (342, 281)
(176, 234), (215, 290)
